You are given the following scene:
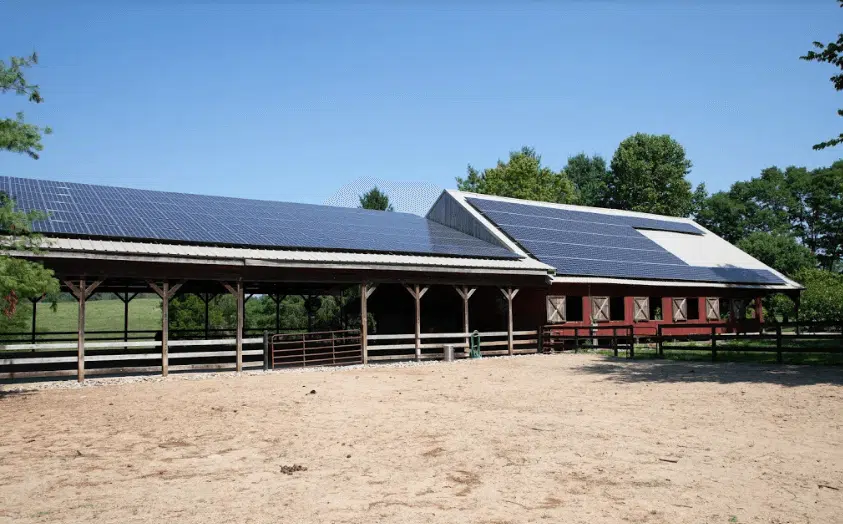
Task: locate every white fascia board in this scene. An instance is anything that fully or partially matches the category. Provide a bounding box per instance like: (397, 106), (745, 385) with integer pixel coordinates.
(551, 275), (801, 291)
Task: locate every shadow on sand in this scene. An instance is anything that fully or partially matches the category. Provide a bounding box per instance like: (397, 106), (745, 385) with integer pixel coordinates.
(577, 356), (843, 387)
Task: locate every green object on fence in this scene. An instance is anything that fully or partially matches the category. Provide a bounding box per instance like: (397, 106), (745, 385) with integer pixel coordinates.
(469, 330), (481, 359)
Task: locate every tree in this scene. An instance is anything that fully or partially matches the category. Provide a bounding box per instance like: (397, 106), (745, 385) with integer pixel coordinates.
(1, 53), (52, 159)
(0, 52), (59, 321)
(800, 1), (843, 150)
(359, 187), (393, 211)
(0, 194), (59, 317)
(456, 147), (576, 204)
(604, 133), (696, 217)
(792, 268), (843, 323)
(564, 153), (609, 207)
(695, 162), (842, 270)
(737, 232), (817, 277)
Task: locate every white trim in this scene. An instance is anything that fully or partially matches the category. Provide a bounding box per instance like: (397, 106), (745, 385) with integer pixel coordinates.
(551, 275), (801, 290)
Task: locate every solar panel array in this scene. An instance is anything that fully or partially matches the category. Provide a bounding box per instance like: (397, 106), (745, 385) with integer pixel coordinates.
(0, 176), (520, 259)
(466, 197), (784, 284)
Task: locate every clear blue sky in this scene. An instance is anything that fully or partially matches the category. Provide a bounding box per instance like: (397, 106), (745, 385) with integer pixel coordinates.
(1, 1), (841, 205)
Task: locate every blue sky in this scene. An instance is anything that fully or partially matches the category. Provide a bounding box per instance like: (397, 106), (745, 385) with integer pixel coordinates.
(1, 1), (841, 205)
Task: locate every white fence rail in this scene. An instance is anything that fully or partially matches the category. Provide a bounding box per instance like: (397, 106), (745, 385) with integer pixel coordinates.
(366, 330), (538, 361)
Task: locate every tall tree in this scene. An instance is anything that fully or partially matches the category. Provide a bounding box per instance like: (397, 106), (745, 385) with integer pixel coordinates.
(800, 0), (843, 150)
(358, 187), (394, 211)
(564, 153), (609, 207)
(737, 232), (817, 277)
(604, 133), (696, 217)
(456, 147), (576, 204)
(1, 53), (52, 158)
(1, 52), (58, 318)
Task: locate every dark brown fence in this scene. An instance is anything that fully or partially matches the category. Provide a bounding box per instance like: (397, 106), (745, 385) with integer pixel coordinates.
(542, 322), (843, 362)
(270, 330), (362, 369)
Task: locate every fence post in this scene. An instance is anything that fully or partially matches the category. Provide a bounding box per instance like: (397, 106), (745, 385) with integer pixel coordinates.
(628, 327), (634, 359)
(538, 326), (544, 354)
(573, 328), (579, 353)
(657, 325), (663, 358)
(612, 327), (618, 357)
(711, 325), (717, 361)
(776, 324), (783, 364)
(263, 330), (269, 371)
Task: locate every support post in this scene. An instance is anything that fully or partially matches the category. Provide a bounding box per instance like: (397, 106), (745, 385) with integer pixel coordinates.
(203, 293), (210, 339)
(148, 280), (183, 377)
(64, 278), (103, 382)
(275, 294), (281, 333)
(30, 296), (41, 344)
(711, 325), (717, 361)
(454, 286), (476, 353)
(123, 293), (129, 342)
(263, 330), (270, 371)
(221, 282), (245, 372)
(657, 324), (664, 358)
(499, 287), (519, 355)
(361, 284), (377, 364)
(776, 324), (783, 364)
(404, 284), (429, 361)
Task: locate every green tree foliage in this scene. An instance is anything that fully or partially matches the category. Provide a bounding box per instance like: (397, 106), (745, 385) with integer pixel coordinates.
(696, 162), (843, 270)
(456, 147), (576, 204)
(800, 1), (843, 150)
(793, 268), (843, 322)
(0, 193), (59, 318)
(563, 153), (609, 207)
(737, 232), (817, 277)
(1, 53), (52, 159)
(358, 187), (393, 211)
(604, 133), (697, 217)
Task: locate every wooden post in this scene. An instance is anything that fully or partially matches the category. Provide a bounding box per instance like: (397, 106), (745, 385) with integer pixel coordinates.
(754, 296), (764, 324)
(405, 284), (429, 361)
(236, 282), (243, 372)
(499, 287), (519, 355)
(711, 325), (717, 361)
(361, 283), (377, 365)
(263, 330), (270, 371)
(30, 296), (40, 344)
(148, 280), (183, 377)
(203, 293), (210, 339)
(657, 325), (664, 358)
(612, 326), (618, 357)
(776, 324), (783, 364)
(64, 278), (103, 382)
(454, 286), (476, 353)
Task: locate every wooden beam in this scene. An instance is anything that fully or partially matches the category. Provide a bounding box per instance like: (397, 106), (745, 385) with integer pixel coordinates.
(454, 286), (476, 350)
(161, 281), (170, 377)
(404, 284), (429, 361)
(63, 279), (82, 299)
(365, 284), (378, 300)
(361, 283), (369, 365)
(499, 287), (519, 355)
(77, 278), (86, 382)
(235, 281), (243, 372)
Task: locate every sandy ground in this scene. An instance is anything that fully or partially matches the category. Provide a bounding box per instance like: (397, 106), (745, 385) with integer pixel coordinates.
(1, 355), (842, 524)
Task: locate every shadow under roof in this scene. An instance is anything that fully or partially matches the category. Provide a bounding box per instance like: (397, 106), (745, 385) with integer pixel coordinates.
(0, 176), (519, 259)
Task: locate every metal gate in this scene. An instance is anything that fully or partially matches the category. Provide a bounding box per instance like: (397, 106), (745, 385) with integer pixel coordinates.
(270, 329), (362, 369)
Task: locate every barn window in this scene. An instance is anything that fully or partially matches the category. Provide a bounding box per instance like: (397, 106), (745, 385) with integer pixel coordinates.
(591, 296), (610, 322)
(546, 296), (566, 324)
(633, 297), (649, 322)
(649, 296), (663, 320)
(609, 297), (625, 321)
(672, 297), (688, 322)
(687, 298), (700, 320)
(705, 298), (720, 320)
(567, 296), (584, 321)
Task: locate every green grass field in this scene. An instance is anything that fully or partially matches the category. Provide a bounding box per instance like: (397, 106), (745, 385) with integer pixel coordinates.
(34, 298), (161, 334)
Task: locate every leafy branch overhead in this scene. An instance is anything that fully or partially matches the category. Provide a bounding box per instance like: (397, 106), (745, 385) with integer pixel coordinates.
(0, 52), (52, 159)
(800, 0), (843, 150)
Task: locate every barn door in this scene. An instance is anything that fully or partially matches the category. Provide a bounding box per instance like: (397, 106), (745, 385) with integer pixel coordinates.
(672, 298), (688, 322)
(546, 296), (566, 324)
(705, 297), (720, 320)
(633, 297), (649, 322)
(591, 296), (610, 322)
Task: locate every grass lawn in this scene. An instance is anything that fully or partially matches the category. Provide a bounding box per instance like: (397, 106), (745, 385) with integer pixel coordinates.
(34, 298), (161, 334)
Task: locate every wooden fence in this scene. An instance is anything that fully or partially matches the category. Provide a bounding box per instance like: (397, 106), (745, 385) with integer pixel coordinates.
(542, 322), (843, 361)
(271, 330), (362, 368)
(367, 330), (539, 361)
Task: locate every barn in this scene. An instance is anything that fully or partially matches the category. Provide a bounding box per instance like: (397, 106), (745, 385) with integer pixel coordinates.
(0, 176), (801, 381)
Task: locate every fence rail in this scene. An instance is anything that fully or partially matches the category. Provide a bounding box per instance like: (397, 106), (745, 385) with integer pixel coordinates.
(367, 330), (538, 360)
(542, 322), (843, 362)
(271, 330), (363, 369)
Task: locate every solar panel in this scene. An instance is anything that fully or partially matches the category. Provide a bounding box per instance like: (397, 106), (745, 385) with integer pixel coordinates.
(467, 197), (785, 284)
(0, 177), (520, 259)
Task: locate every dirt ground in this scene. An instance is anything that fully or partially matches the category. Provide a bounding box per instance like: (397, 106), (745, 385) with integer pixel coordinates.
(1, 355), (842, 524)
